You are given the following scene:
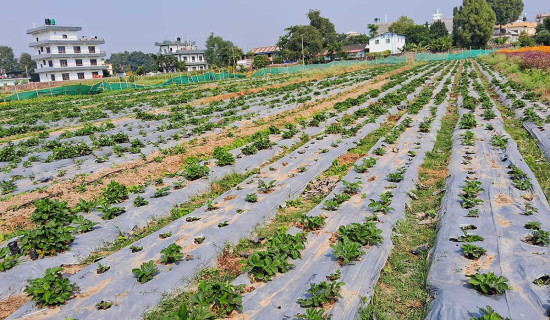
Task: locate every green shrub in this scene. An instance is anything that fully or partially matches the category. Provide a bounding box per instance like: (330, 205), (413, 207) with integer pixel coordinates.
(24, 266), (77, 306)
(132, 260), (159, 283)
(102, 180), (128, 204)
(30, 199), (75, 225)
(160, 243), (184, 264)
(468, 272), (511, 295)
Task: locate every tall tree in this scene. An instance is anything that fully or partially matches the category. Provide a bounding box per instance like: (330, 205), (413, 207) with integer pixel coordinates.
(307, 9), (337, 48)
(18, 53), (37, 78)
(205, 33), (242, 68)
(368, 24), (379, 37)
(277, 25), (323, 63)
(108, 51), (156, 73)
(388, 16), (415, 34)
(404, 25), (432, 45)
(430, 20), (449, 38)
(487, 0), (524, 31)
(453, 0), (496, 48)
(0, 46), (17, 74)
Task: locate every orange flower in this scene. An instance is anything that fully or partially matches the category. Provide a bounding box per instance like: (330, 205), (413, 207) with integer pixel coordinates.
(497, 46), (550, 53)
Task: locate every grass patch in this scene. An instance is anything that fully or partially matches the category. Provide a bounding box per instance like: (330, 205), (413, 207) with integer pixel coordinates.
(360, 67), (460, 320)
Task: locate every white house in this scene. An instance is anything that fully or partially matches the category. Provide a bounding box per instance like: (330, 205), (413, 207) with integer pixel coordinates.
(366, 32), (406, 54)
(27, 19), (107, 82)
(155, 38), (208, 71)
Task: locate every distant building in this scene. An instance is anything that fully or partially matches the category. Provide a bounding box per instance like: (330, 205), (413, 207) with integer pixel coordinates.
(343, 44), (368, 59)
(27, 19), (107, 82)
(154, 38), (208, 71)
(536, 12), (550, 24)
(344, 31), (360, 37)
(366, 32), (405, 54)
(495, 20), (538, 37)
(251, 46), (279, 61)
(432, 9), (453, 34)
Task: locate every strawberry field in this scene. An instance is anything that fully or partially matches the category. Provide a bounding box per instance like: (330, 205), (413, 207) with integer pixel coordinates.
(0, 60), (548, 320)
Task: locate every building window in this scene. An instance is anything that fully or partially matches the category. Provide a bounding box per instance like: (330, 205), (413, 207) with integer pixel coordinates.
(58, 46), (66, 53)
(375, 40), (379, 45)
(36, 37), (39, 42)
(199, 56), (203, 61)
(386, 38), (390, 44)
(51, 74), (55, 81)
(60, 60), (68, 67)
(62, 73), (69, 81)
(48, 61), (53, 67)
(77, 73), (85, 79)
(75, 59), (83, 66)
(62, 34), (68, 39)
(192, 56), (196, 62)
(46, 47), (50, 53)
(90, 59), (97, 66)
(88, 46), (96, 53)
(183, 57), (188, 61)
(92, 72), (99, 77)
(74, 46), (81, 53)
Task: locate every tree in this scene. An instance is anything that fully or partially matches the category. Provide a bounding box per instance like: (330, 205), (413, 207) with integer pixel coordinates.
(429, 37), (453, 52)
(151, 54), (179, 72)
(336, 33), (369, 45)
(176, 61), (187, 72)
(453, 0), (496, 48)
(517, 33), (534, 47)
(404, 25), (431, 45)
(487, 0), (524, 32)
(307, 9), (337, 48)
(135, 65), (146, 75)
(430, 20), (449, 38)
(108, 51), (156, 73)
(0, 46), (17, 74)
(253, 55), (269, 69)
(388, 16), (415, 34)
(277, 25), (323, 63)
(535, 19), (550, 45)
(18, 53), (37, 80)
(368, 24), (379, 37)
(205, 33), (243, 68)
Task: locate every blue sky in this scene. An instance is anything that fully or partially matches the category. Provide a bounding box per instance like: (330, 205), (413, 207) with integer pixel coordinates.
(2, 0), (548, 56)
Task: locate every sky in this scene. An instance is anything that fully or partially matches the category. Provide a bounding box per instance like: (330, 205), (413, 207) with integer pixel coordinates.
(2, 0), (549, 57)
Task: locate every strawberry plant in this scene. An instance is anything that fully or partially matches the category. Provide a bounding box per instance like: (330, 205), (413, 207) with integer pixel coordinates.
(342, 180), (362, 194)
(507, 165), (532, 191)
(528, 230), (549, 246)
(296, 308), (332, 320)
(297, 278), (343, 307)
(165, 304), (215, 320)
(368, 192), (393, 213)
(331, 239), (363, 265)
(460, 180), (484, 209)
(130, 245), (143, 253)
(354, 157), (376, 173)
(24, 266), (77, 306)
(245, 193), (258, 203)
(152, 186), (171, 198)
(31, 199), (75, 225)
(218, 221), (229, 228)
(258, 180), (276, 193)
(20, 222), (75, 256)
(337, 221), (383, 246)
(241, 144), (258, 155)
(213, 147), (235, 166)
(333, 193), (351, 204)
(160, 243), (184, 264)
(524, 221), (541, 230)
(134, 196), (149, 207)
(183, 163), (209, 180)
(95, 300), (113, 310)
(468, 272), (511, 295)
(99, 203), (125, 220)
(298, 214), (326, 231)
(462, 131), (476, 146)
(470, 306), (510, 320)
(189, 280), (244, 317)
(456, 230), (484, 242)
(159, 232), (172, 239)
(97, 263), (110, 274)
(194, 236), (205, 244)
(102, 180), (128, 204)
(490, 134), (508, 150)
(324, 199), (340, 211)
(373, 147), (386, 156)
(74, 198), (96, 213)
(73, 216), (98, 233)
(460, 112), (477, 129)
(0, 254), (20, 272)
(387, 167), (406, 182)
(132, 260), (159, 283)
(461, 244), (487, 259)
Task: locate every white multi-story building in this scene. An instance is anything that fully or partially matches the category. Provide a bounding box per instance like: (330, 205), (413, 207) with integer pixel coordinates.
(155, 38), (208, 71)
(26, 19), (107, 82)
(366, 32), (406, 54)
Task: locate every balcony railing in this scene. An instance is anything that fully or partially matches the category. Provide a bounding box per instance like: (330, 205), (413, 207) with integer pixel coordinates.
(31, 51), (106, 60)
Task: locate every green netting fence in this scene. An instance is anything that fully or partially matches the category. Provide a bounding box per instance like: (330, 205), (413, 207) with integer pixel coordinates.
(0, 71), (245, 102)
(415, 49), (497, 61)
(251, 56), (407, 77)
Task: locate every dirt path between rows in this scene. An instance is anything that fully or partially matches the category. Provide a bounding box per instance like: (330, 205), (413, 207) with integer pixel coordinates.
(0, 64), (411, 236)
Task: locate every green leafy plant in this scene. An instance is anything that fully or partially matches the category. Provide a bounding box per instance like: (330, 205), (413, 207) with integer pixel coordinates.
(373, 147), (386, 156)
(152, 186), (171, 198)
(524, 221), (541, 230)
(297, 279), (344, 307)
(183, 163), (210, 180)
(462, 130), (476, 146)
(368, 192), (393, 213)
(331, 239), (363, 265)
(130, 245), (143, 253)
(20, 223), (75, 256)
(213, 147), (235, 166)
(102, 180), (128, 204)
(460, 180), (484, 209)
(296, 308), (332, 320)
(95, 300), (113, 310)
(241, 144), (258, 156)
(460, 112), (477, 129)
(461, 244), (487, 259)
(73, 216), (98, 233)
(97, 263), (110, 274)
(468, 272), (511, 295)
(218, 221), (229, 228)
(132, 260), (159, 283)
(0, 254), (20, 272)
(99, 202), (126, 220)
(134, 196), (149, 207)
(74, 198), (96, 213)
(245, 193), (258, 203)
(387, 167), (406, 182)
(456, 230), (484, 242)
(354, 157), (376, 173)
(189, 280), (244, 317)
(342, 180), (362, 194)
(258, 180), (276, 193)
(24, 266), (77, 306)
(528, 230), (549, 246)
(31, 199), (75, 225)
(470, 306), (510, 320)
(160, 243), (184, 264)
(298, 214), (326, 231)
(490, 134), (508, 150)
